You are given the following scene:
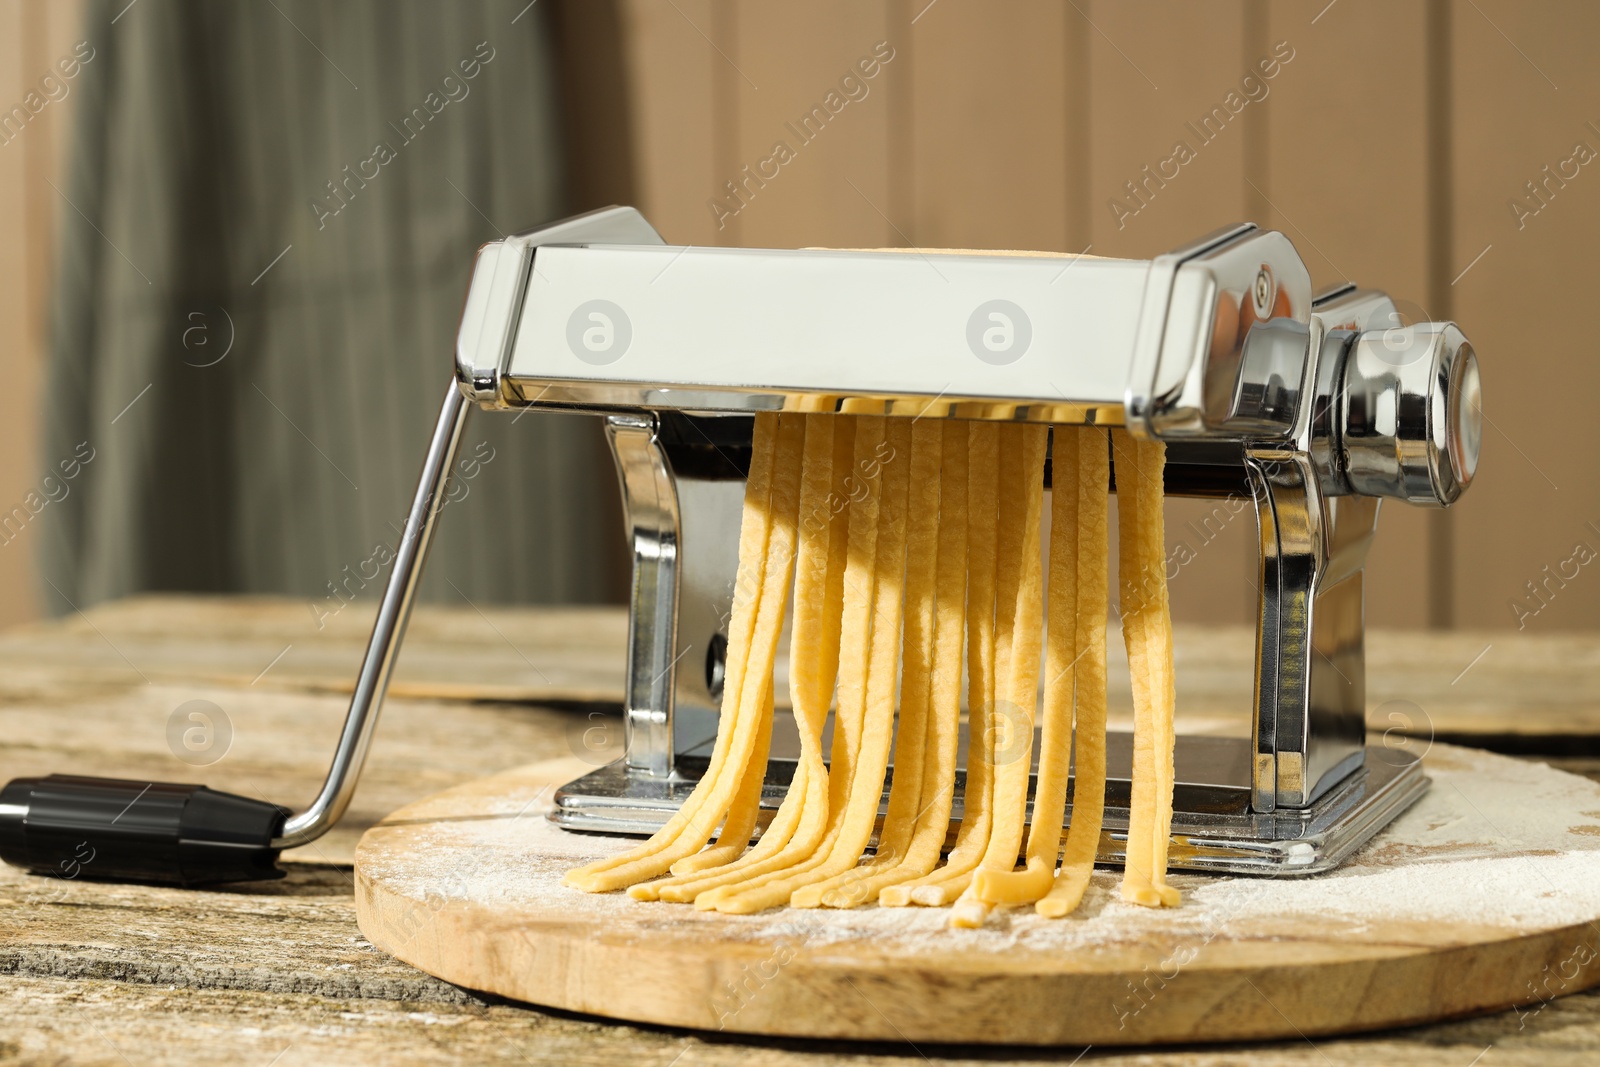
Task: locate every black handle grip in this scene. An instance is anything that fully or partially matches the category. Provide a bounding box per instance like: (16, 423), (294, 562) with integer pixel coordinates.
(0, 775), (289, 886)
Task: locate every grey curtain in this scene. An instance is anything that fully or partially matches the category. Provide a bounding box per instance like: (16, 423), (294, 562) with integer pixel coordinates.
(40, 0), (627, 617)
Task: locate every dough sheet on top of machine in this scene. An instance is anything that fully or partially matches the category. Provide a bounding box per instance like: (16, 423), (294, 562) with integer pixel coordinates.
(564, 411), (1179, 927)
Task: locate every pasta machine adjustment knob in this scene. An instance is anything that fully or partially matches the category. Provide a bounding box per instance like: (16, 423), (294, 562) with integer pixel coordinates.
(1339, 322), (1481, 505)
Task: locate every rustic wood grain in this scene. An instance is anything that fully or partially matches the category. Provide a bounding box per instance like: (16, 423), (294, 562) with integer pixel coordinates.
(0, 594), (1586, 741)
(0, 597), (630, 865)
(5, 972), (1600, 1067)
(4, 596), (1600, 1064)
(0, 593), (628, 704)
(0, 861), (468, 1004)
(354, 749), (1600, 1046)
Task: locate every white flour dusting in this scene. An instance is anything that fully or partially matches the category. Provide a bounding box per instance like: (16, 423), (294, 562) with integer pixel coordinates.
(356, 742), (1600, 958)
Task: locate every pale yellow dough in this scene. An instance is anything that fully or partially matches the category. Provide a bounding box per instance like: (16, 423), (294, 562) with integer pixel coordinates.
(821, 422), (968, 908)
(1038, 426), (1111, 918)
(882, 422), (1000, 908)
(641, 414), (852, 904)
(950, 424), (1048, 927)
(717, 417), (913, 914)
(567, 409), (1179, 924)
(973, 426), (1081, 909)
(796, 419), (942, 908)
(564, 413), (803, 893)
(1113, 429), (1180, 909)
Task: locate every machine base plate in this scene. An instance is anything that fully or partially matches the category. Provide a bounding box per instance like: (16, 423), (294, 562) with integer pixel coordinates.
(551, 734), (1426, 875)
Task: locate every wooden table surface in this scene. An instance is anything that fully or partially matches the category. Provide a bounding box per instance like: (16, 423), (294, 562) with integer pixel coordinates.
(3, 595), (1599, 1066)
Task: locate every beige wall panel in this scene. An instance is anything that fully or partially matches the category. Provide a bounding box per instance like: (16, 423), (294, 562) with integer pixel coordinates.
(28, 0), (83, 361)
(0, 1), (30, 626)
(1451, 0), (1600, 632)
(599, 0), (1600, 636)
(617, 0), (720, 245)
(1264, 0), (1434, 629)
(0, 0), (81, 628)
(1086, 1), (1250, 259)
(730, 0), (895, 249)
(1085, 1), (1257, 628)
(907, 0), (1071, 251)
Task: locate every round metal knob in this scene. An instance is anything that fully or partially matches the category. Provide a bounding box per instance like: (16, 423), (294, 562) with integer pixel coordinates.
(1341, 322), (1481, 505)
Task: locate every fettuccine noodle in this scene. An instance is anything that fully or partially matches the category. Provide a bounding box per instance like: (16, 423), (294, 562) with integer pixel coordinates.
(568, 412), (1179, 925)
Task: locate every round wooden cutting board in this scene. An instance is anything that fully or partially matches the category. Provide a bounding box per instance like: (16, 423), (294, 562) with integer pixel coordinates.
(354, 743), (1600, 1046)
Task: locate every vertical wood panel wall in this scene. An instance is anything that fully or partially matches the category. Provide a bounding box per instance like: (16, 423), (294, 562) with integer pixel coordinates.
(4, 2), (1593, 633)
(0, 0), (83, 629)
(617, 0), (1597, 632)
(1451, 0), (1600, 634)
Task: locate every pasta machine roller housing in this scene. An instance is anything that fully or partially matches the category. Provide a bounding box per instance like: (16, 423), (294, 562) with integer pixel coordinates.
(473, 206), (1480, 875)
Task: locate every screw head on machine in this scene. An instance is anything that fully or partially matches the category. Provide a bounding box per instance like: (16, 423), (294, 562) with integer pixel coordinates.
(1253, 266), (1274, 317)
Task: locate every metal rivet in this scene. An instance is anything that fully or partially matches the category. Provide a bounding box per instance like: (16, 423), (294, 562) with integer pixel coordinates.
(1253, 267), (1273, 316)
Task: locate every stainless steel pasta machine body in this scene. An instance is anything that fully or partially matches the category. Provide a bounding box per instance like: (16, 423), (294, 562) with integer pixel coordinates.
(446, 205), (1479, 875)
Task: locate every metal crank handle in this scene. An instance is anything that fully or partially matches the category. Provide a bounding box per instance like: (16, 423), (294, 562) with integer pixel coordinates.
(0, 380), (471, 885)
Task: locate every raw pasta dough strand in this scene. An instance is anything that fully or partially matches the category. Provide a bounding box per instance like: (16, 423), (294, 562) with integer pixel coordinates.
(821, 422), (967, 908)
(632, 686), (787, 899)
(1114, 429), (1180, 908)
(697, 416), (890, 911)
(1039, 426), (1111, 918)
(563, 413), (780, 886)
(884, 421), (1001, 908)
(660, 679), (777, 881)
(643, 736), (799, 900)
(720, 416), (913, 914)
(1113, 429), (1154, 903)
(648, 415), (853, 903)
(654, 419), (849, 885)
(975, 424), (1084, 909)
(1113, 428), (1156, 904)
(1140, 435), (1178, 906)
(952, 423), (1048, 926)
(688, 417), (872, 911)
(564, 413), (781, 886)
(793, 419), (940, 908)
(565, 413), (804, 892)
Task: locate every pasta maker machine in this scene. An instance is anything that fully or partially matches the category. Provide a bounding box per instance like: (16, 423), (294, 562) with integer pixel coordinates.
(0, 206), (1480, 884)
